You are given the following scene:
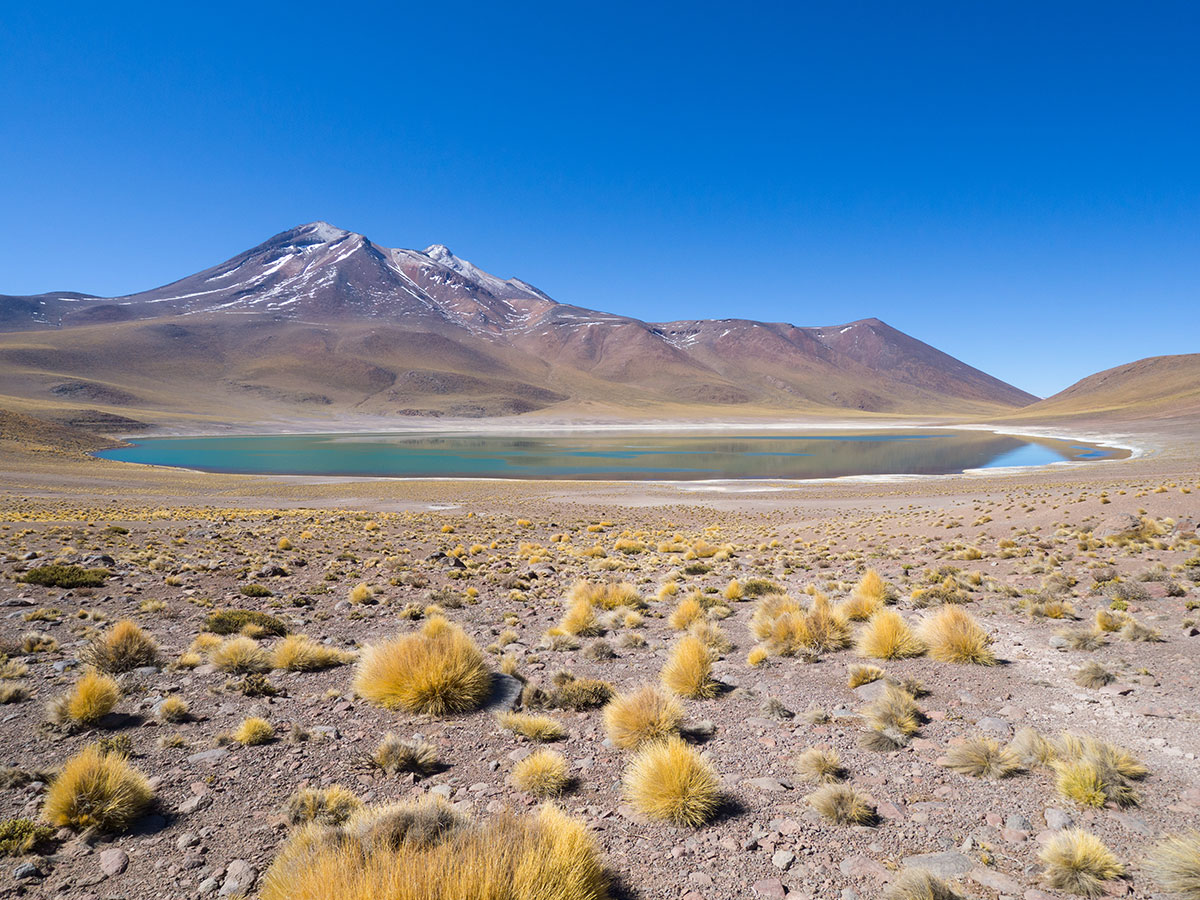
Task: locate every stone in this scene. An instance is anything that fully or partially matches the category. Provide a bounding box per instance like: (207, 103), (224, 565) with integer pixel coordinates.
(220, 859), (258, 896)
(977, 717), (1012, 737)
(971, 868), (1021, 893)
(484, 673), (523, 711)
(746, 777), (791, 792)
(752, 878), (788, 898)
(839, 855), (890, 879)
(772, 850), (795, 871)
(99, 848), (129, 876)
(1044, 808), (1073, 830)
(179, 795), (212, 814)
(900, 850), (973, 878)
(187, 748), (230, 765)
(13, 861), (40, 879)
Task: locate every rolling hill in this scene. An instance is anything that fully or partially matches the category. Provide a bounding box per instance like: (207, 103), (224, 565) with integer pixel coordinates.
(0, 222), (1039, 428)
(998, 353), (1200, 425)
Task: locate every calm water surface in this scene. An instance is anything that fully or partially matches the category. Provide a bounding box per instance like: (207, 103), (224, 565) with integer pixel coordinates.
(95, 430), (1127, 481)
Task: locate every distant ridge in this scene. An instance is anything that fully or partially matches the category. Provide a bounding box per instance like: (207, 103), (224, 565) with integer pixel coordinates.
(0, 222), (1038, 424)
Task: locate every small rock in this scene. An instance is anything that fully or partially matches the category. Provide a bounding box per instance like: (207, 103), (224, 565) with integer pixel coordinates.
(99, 848), (129, 877)
(745, 777), (791, 792)
(971, 868), (1021, 893)
(13, 861), (40, 880)
(187, 748), (230, 765)
(900, 850), (973, 878)
(752, 878), (787, 899)
(220, 859), (258, 896)
(484, 673), (524, 711)
(772, 850), (795, 871)
(1044, 808), (1073, 830)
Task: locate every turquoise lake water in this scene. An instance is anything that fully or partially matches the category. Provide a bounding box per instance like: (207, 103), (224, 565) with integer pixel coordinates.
(94, 430), (1126, 481)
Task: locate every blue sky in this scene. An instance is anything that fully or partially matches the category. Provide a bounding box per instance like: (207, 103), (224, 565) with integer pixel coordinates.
(1, 2), (1196, 396)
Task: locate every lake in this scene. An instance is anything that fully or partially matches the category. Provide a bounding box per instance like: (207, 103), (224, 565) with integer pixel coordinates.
(94, 430), (1128, 481)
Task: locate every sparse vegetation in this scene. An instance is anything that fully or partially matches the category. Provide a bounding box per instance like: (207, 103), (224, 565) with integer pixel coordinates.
(42, 744), (154, 831)
(603, 684), (684, 749)
(1038, 829), (1123, 896)
(511, 748), (570, 797)
(918, 606), (995, 665)
(807, 783), (875, 824)
(82, 619), (159, 673)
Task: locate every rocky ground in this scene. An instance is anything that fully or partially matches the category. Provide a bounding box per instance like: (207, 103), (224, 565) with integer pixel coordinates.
(0, 434), (1196, 900)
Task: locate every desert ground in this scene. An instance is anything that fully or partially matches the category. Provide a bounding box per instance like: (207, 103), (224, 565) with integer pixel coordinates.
(0, 416), (1196, 900)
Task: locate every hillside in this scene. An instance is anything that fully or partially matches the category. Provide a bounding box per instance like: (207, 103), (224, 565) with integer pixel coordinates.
(997, 354), (1200, 425)
(0, 222), (1038, 428)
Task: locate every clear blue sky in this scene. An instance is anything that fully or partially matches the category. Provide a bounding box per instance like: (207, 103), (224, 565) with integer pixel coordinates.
(2, 2), (1196, 397)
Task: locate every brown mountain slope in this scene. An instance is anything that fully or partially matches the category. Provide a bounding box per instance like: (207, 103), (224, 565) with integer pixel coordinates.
(0, 222), (1038, 426)
(996, 354), (1200, 424)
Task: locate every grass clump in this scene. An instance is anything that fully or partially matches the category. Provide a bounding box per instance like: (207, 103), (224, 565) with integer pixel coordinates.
(847, 664), (885, 688)
(856, 609), (924, 660)
(42, 744), (153, 832)
(370, 734), (439, 776)
(1051, 733), (1146, 808)
(839, 569), (890, 620)
(48, 669), (120, 727)
(0, 817), (56, 855)
(211, 635), (272, 673)
(234, 717), (276, 745)
(82, 619), (159, 673)
(354, 617), (491, 716)
(942, 736), (1023, 779)
(273, 635), (354, 671)
(1038, 829), (1123, 896)
(860, 684), (922, 750)
(1148, 831), (1200, 900)
(512, 749), (570, 797)
(551, 674), (614, 710)
(622, 735), (719, 827)
(807, 783), (875, 824)
(239, 583), (273, 597)
(205, 609), (288, 636)
(1073, 661), (1114, 688)
(260, 799), (610, 900)
(498, 711), (565, 742)
(885, 869), (964, 900)
(158, 696), (190, 723)
(750, 591), (850, 657)
(286, 785), (362, 825)
(19, 565), (108, 588)
(918, 606), (995, 665)
(661, 634), (718, 699)
(603, 684), (684, 750)
(793, 748), (845, 784)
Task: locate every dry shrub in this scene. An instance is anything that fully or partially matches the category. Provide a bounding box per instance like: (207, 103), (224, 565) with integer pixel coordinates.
(354, 617), (491, 716)
(750, 592), (849, 657)
(370, 734), (439, 776)
(807, 783), (874, 824)
(235, 716), (276, 745)
(942, 736), (1023, 779)
(498, 712), (566, 742)
(793, 748), (844, 784)
(1072, 661), (1113, 688)
(885, 869), (964, 900)
(1008, 726), (1055, 768)
(211, 636), (272, 674)
(48, 669), (120, 727)
(558, 599), (602, 637)
(349, 583), (376, 604)
(1050, 733), (1146, 808)
(603, 684), (684, 750)
(273, 635), (354, 671)
(661, 635), (718, 699)
(287, 785), (362, 825)
(688, 620), (731, 655)
(1038, 829), (1123, 896)
(1148, 831), (1200, 900)
(260, 799), (610, 900)
(552, 675), (613, 710)
(668, 595), (706, 631)
(42, 744), (153, 832)
(622, 736), (719, 827)
(847, 664), (884, 688)
(512, 749), (569, 797)
(158, 696), (189, 723)
(82, 620), (159, 674)
(567, 580), (643, 610)
(839, 569), (889, 620)
(918, 606), (995, 665)
(856, 609), (924, 660)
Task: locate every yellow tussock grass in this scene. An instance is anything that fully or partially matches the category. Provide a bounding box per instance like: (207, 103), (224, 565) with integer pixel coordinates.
(602, 684), (684, 750)
(42, 744), (153, 832)
(512, 749), (569, 797)
(856, 609), (925, 660)
(661, 635), (718, 699)
(354, 617), (491, 716)
(1038, 829), (1123, 897)
(918, 606), (995, 665)
(622, 736), (719, 827)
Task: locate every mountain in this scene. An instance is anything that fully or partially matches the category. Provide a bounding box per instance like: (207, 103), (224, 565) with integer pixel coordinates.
(0, 222), (1038, 426)
(997, 354), (1200, 425)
